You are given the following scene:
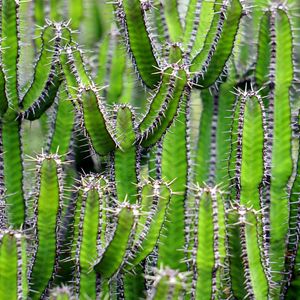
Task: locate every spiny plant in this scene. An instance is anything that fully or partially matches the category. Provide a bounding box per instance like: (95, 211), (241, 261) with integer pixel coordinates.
(0, 0), (299, 299)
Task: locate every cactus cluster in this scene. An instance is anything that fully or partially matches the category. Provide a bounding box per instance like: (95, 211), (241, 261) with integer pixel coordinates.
(0, 0), (299, 299)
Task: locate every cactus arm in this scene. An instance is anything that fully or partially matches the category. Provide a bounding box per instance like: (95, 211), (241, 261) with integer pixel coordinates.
(0, 67), (8, 117)
(2, 119), (24, 227)
(21, 25), (61, 110)
(75, 178), (106, 299)
(114, 106), (138, 203)
(79, 88), (115, 156)
(229, 92), (271, 295)
(22, 70), (62, 121)
(183, 0), (215, 55)
(60, 51), (79, 100)
(60, 46), (91, 98)
(71, 49), (92, 86)
(163, 0), (183, 42)
(157, 99), (189, 271)
(255, 12), (271, 87)
(138, 67), (173, 133)
(191, 190), (215, 299)
(183, 0), (200, 49)
(268, 9), (293, 290)
(227, 210), (247, 299)
(0, 231), (27, 300)
(240, 209), (268, 299)
(238, 94), (265, 211)
(228, 93), (242, 191)
(285, 248), (300, 299)
(46, 85), (75, 157)
(115, 0), (160, 89)
(126, 181), (171, 268)
(191, 188), (227, 299)
(190, 0), (242, 88)
(152, 0), (169, 46)
(1, 0), (20, 109)
(189, 0), (222, 70)
(28, 155), (63, 299)
(106, 38), (127, 105)
(140, 70), (188, 148)
(93, 204), (136, 279)
(135, 183), (154, 236)
(120, 66), (136, 105)
(215, 70), (237, 187)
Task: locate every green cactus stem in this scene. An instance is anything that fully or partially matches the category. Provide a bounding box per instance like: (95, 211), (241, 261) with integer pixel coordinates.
(77, 87), (116, 156)
(0, 230), (28, 300)
(228, 205), (269, 299)
(73, 175), (107, 299)
(115, 0), (160, 89)
(157, 96), (190, 272)
(190, 0), (243, 88)
(266, 8), (294, 293)
(191, 186), (227, 299)
(125, 179), (171, 269)
(93, 202), (139, 279)
(28, 154), (64, 299)
(114, 105), (139, 203)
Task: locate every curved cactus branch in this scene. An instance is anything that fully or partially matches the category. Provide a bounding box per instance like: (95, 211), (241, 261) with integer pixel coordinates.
(93, 202), (138, 279)
(190, 0), (243, 88)
(114, 0), (160, 89)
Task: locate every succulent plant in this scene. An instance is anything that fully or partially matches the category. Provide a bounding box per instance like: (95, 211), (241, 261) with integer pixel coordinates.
(0, 0), (299, 299)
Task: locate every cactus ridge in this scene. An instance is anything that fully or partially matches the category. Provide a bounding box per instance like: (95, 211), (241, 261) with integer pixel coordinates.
(1, 0), (21, 109)
(21, 22), (64, 112)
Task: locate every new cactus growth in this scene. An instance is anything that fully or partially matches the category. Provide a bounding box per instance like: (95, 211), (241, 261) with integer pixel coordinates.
(0, 0), (299, 299)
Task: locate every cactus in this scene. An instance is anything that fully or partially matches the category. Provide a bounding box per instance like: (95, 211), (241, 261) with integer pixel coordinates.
(0, 0), (299, 299)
